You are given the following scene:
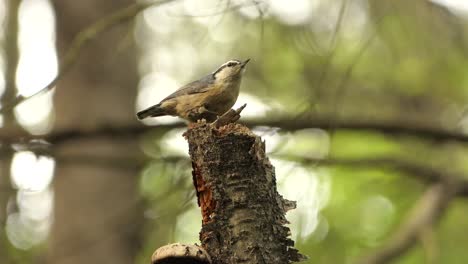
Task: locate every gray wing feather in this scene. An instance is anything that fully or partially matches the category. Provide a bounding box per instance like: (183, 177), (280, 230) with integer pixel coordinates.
(161, 74), (214, 102)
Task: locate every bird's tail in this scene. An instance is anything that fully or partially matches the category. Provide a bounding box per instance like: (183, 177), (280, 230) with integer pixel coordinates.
(137, 104), (166, 120)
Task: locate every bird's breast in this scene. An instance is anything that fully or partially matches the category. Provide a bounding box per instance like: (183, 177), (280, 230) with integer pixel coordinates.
(205, 81), (240, 113)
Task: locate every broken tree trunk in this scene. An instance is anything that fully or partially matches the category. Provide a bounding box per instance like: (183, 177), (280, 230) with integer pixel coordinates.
(184, 122), (306, 264)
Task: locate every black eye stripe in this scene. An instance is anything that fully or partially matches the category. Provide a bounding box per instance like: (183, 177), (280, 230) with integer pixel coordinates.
(212, 61), (241, 77)
(225, 61), (240, 67)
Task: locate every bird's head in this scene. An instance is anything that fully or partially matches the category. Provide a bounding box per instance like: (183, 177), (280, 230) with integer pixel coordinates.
(212, 59), (250, 81)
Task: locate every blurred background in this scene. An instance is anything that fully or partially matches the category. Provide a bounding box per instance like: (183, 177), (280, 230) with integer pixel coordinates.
(1, 0), (468, 263)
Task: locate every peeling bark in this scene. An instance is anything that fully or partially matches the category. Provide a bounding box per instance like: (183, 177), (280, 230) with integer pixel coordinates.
(185, 123), (306, 264)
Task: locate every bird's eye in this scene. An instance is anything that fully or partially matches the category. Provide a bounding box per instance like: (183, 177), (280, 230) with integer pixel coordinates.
(227, 62), (237, 67)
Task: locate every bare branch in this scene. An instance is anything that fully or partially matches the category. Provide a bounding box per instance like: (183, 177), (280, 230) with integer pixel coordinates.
(249, 116), (468, 142)
(3, 116), (468, 147)
(314, 0), (348, 92)
(0, 0), (175, 115)
(280, 155), (468, 196)
(357, 183), (455, 264)
(419, 226), (438, 264)
(280, 155), (448, 183)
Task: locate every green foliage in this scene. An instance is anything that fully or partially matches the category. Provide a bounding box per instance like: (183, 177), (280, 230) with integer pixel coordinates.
(137, 1), (468, 262)
(136, 159), (195, 263)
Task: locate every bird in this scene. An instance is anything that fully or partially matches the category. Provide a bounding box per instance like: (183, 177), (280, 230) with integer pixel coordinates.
(137, 59), (250, 122)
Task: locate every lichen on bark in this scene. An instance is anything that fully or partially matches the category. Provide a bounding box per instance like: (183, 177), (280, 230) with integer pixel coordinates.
(185, 122), (306, 264)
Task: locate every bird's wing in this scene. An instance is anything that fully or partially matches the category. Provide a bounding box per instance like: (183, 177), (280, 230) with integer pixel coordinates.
(161, 74), (214, 102)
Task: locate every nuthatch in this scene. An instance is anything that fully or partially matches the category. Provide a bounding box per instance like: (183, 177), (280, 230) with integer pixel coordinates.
(137, 59), (250, 122)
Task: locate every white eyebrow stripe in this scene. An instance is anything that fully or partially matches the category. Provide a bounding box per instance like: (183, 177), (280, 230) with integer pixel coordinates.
(219, 60), (240, 68)
(212, 60), (241, 75)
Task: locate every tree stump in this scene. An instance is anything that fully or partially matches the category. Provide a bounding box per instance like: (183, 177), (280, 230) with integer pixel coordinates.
(184, 122), (306, 264)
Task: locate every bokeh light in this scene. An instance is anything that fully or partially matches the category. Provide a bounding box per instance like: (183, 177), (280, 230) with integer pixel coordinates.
(10, 151), (55, 192)
(3, 0), (468, 263)
(14, 0), (57, 135)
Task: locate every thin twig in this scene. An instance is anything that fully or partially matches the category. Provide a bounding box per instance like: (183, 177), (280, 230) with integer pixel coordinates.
(357, 183), (455, 264)
(0, 0), (175, 115)
(279, 155), (448, 183)
(314, 0), (348, 93)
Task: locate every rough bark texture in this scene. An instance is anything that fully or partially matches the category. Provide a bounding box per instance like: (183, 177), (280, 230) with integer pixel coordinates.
(185, 123), (306, 264)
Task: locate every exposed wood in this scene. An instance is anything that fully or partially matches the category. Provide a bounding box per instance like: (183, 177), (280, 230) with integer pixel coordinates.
(185, 123), (306, 263)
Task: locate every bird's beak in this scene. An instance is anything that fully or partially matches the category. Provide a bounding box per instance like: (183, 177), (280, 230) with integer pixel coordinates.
(241, 58), (250, 68)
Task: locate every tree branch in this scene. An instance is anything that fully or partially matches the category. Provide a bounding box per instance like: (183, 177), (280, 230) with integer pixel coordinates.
(357, 182), (455, 264)
(280, 155), (451, 183)
(256, 116), (468, 142)
(0, 0), (175, 115)
(280, 155), (468, 196)
(2, 116), (468, 147)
